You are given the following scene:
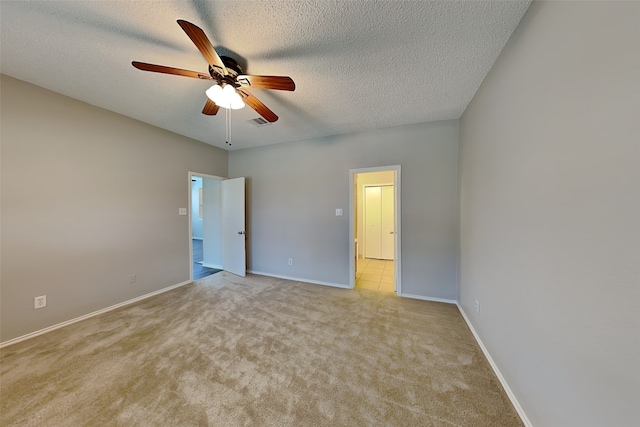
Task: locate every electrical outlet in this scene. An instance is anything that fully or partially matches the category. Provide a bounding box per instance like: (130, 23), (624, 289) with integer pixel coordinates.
(129, 274), (137, 284)
(475, 299), (480, 313)
(288, 258), (293, 266)
(34, 295), (47, 309)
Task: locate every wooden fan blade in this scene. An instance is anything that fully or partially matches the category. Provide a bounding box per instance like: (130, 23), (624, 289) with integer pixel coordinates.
(202, 98), (220, 115)
(177, 20), (227, 75)
(132, 61), (212, 80)
(237, 75), (295, 91)
(239, 89), (278, 122)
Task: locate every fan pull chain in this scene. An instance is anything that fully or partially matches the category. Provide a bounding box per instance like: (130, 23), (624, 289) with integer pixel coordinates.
(225, 108), (229, 146)
(225, 106), (232, 146)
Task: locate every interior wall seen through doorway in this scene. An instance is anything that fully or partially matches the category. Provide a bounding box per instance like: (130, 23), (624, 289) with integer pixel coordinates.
(191, 177), (203, 239)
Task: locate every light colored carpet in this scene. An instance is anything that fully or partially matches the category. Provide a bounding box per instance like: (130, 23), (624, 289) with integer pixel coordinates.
(0, 273), (522, 426)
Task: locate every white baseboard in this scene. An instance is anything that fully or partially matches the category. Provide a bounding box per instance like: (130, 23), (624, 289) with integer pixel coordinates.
(456, 304), (533, 427)
(398, 292), (457, 304)
(0, 280), (192, 349)
(247, 271), (351, 289)
(201, 263), (222, 269)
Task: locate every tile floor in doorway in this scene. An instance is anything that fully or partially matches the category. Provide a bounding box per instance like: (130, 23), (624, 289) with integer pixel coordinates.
(192, 239), (221, 280)
(355, 257), (395, 292)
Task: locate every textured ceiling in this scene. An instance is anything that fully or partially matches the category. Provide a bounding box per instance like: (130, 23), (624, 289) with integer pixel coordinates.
(0, 1), (530, 150)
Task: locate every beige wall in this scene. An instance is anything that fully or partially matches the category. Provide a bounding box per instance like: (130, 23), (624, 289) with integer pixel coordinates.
(459, 1), (640, 426)
(229, 120), (459, 300)
(0, 75), (228, 342)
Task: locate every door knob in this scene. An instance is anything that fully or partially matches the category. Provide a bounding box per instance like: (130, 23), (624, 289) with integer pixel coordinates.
(238, 231), (245, 235)
(389, 231), (395, 234)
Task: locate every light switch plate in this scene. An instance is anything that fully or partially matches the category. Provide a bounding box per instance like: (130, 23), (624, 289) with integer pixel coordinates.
(335, 209), (343, 216)
(179, 208), (187, 215)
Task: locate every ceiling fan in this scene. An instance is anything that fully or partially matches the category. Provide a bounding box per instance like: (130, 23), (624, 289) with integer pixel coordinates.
(132, 20), (295, 123)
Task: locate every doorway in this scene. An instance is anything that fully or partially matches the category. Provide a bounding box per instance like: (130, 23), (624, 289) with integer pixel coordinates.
(188, 172), (247, 280)
(349, 166), (401, 293)
(190, 173), (224, 280)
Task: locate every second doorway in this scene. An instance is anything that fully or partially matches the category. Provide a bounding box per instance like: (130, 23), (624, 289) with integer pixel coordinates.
(352, 168), (399, 292)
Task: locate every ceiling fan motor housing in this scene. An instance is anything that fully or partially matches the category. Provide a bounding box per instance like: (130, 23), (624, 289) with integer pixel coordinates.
(209, 58), (242, 88)
(211, 56), (243, 76)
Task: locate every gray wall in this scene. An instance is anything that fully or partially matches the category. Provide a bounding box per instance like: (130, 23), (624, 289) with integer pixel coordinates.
(458, 2), (640, 426)
(1, 75), (228, 342)
(229, 120), (459, 299)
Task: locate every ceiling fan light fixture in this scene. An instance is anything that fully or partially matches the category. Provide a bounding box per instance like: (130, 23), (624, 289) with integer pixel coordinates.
(230, 95), (245, 110)
(206, 84), (223, 103)
(222, 83), (235, 97)
(206, 83), (245, 110)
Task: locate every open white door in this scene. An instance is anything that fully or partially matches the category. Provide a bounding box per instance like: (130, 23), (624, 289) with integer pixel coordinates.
(222, 177), (246, 277)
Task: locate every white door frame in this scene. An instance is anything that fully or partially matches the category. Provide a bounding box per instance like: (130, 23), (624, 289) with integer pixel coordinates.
(188, 171), (226, 282)
(349, 165), (402, 293)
